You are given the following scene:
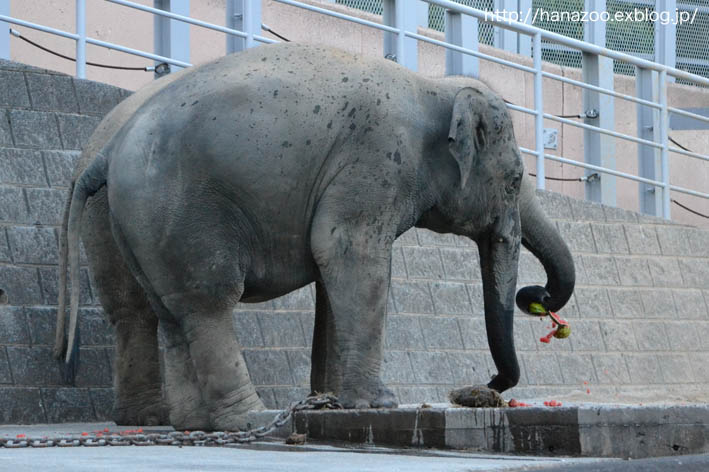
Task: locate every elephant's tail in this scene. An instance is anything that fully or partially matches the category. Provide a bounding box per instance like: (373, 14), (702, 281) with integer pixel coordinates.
(53, 152), (109, 364)
(52, 180), (73, 360)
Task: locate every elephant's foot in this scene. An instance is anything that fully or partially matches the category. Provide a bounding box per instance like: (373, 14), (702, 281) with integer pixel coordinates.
(114, 404), (167, 426)
(114, 388), (168, 426)
(449, 385), (506, 408)
(339, 381), (397, 409)
(210, 386), (266, 431)
(168, 396), (212, 431)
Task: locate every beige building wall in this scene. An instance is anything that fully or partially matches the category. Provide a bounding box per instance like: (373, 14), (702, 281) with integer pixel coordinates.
(7, 0), (709, 226)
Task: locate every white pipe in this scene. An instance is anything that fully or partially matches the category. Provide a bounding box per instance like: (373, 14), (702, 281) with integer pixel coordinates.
(407, 31), (536, 73)
(424, 0), (709, 86)
(545, 113), (662, 149)
(542, 70), (661, 109)
(668, 146), (709, 163)
(245, 0), (254, 48)
(0, 13), (191, 67)
(669, 184), (709, 200)
(520, 147), (665, 187)
(272, 0), (399, 34)
(659, 69), (671, 219)
(395, 0), (405, 67)
(668, 106), (709, 125)
(75, 0), (85, 78)
(0, 14), (79, 39)
(107, 0), (248, 39)
(86, 37), (192, 67)
(533, 32), (544, 190)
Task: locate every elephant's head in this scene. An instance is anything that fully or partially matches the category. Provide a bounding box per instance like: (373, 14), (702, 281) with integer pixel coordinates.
(419, 86), (575, 393)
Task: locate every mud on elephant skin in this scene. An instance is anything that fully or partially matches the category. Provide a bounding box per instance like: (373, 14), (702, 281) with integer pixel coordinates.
(54, 43), (575, 430)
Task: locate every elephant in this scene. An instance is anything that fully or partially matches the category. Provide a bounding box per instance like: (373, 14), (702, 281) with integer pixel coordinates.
(53, 43), (575, 430)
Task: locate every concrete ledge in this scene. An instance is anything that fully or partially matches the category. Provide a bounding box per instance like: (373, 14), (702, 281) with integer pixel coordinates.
(293, 404), (709, 458)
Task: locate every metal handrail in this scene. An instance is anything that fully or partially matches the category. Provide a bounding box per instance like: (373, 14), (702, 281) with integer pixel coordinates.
(406, 31), (537, 74)
(519, 147), (665, 187)
(413, 10), (709, 135)
(0, 14), (192, 68)
(506, 102), (664, 149)
(271, 0), (400, 34)
(541, 70), (662, 110)
(0, 14), (79, 41)
(266, 0), (709, 219)
(426, 0), (709, 86)
(105, 0), (277, 45)
(3, 0), (709, 220)
(669, 146), (709, 163)
(668, 106), (709, 125)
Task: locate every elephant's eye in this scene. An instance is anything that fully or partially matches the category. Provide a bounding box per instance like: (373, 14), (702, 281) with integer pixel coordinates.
(493, 233), (508, 244)
(506, 175), (522, 195)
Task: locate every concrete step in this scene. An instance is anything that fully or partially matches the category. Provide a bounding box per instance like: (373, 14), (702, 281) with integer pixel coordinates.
(293, 404), (709, 459)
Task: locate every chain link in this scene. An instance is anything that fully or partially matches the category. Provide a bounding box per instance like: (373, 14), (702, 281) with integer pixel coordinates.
(0, 393), (341, 449)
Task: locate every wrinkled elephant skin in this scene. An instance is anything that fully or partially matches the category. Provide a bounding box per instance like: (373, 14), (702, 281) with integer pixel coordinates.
(55, 44), (575, 430)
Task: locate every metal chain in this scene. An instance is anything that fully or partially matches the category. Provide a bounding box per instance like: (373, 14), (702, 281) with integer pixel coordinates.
(0, 393), (342, 449)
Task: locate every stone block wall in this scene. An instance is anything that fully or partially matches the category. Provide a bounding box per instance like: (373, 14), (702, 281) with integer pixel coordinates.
(0, 60), (129, 423)
(249, 196), (709, 408)
(1, 61), (708, 424)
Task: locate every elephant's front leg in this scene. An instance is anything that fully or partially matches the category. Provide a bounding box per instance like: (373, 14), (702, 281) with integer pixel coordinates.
(310, 214), (397, 409)
(310, 280), (339, 395)
(478, 214), (522, 393)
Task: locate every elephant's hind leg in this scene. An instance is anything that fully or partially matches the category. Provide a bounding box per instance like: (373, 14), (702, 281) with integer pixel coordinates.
(82, 189), (166, 425)
(159, 318), (210, 430)
(110, 311), (164, 425)
(107, 199), (212, 428)
(161, 290), (265, 431)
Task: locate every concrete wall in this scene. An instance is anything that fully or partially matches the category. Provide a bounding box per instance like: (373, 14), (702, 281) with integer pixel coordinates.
(0, 60), (128, 423)
(1, 61), (709, 424)
(7, 0), (709, 228)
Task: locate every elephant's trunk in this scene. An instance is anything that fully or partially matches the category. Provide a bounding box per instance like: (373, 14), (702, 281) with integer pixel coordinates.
(516, 177), (575, 313)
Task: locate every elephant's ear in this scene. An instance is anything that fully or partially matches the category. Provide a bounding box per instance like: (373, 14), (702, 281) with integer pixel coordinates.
(448, 87), (487, 189)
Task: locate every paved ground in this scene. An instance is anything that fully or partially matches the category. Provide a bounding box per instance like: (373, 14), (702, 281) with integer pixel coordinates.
(0, 445), (596, 472)
(512, 454), (709, 472)
(0, 422), (601, 472)
(0, 422), (706, 471)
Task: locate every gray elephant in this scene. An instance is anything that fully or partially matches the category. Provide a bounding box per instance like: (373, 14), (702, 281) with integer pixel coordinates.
(54, 43), (575, 430)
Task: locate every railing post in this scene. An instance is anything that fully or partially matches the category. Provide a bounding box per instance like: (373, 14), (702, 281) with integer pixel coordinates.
(244, 0), (261, 49)
(533, 32), (544, 190)
(0, 0), (9, 60)
(492, 0), (530, 55)
(154, 0), (190, 77)
(226, 0), (238, 53)
(444, 9), (478, 77)
(76, 0), (86, 78)
(636, 67), (662, 216)
(493, 0), (518, 53)
(582, 0), (615, 206)
(658, 69), (671, 219)
(655, 0), (676, 82)
(417, 1), (429, 29)
(517, 0), (532, 56)
(226, 0), (261, 53)
(382, 0), (418, 71)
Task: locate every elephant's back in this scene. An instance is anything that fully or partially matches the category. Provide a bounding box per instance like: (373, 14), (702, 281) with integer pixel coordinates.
(107, 44), (429, 193)
(76, 66), (199, 181)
